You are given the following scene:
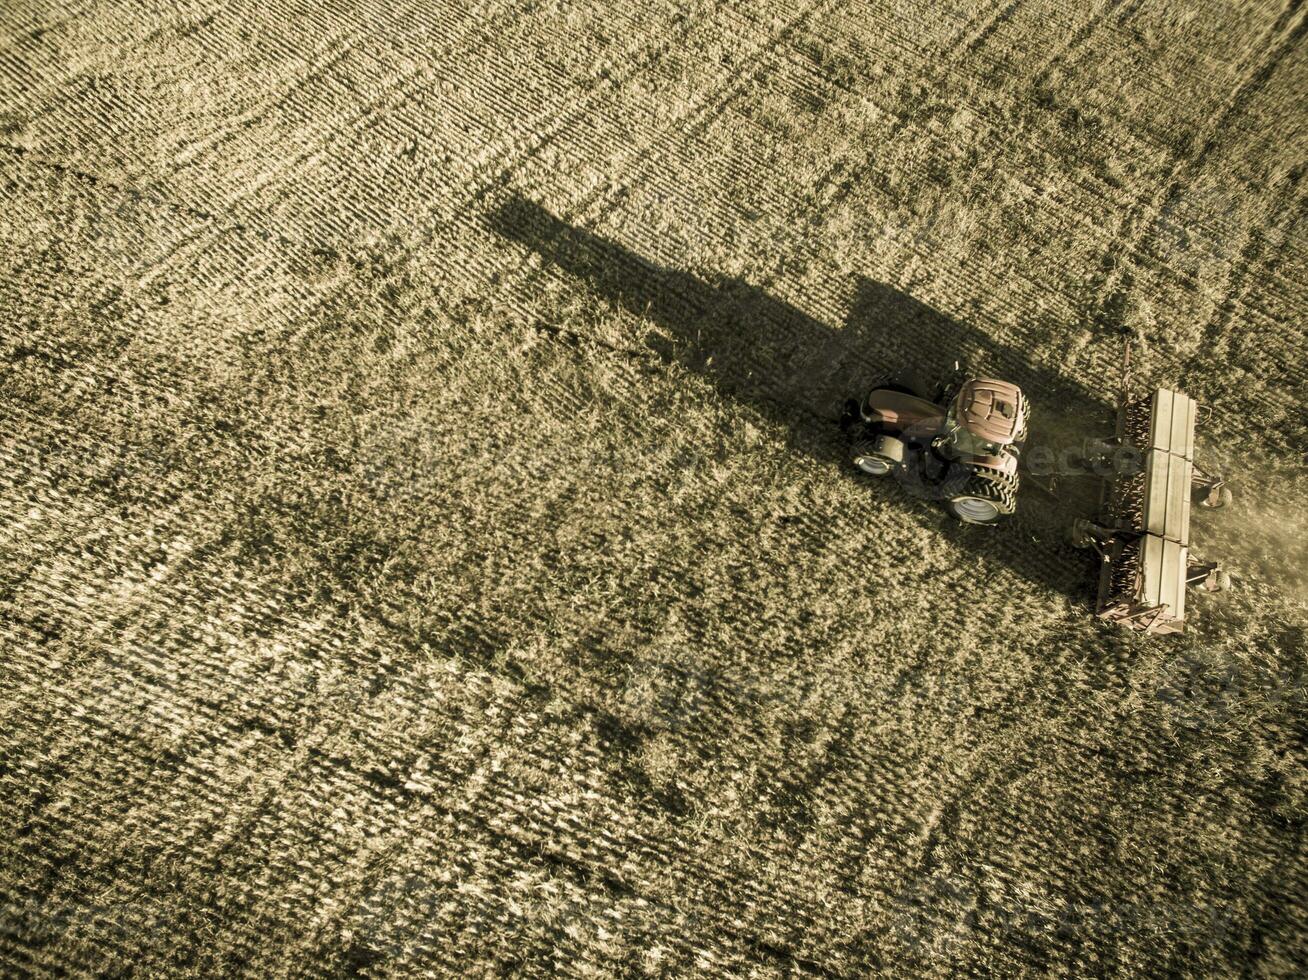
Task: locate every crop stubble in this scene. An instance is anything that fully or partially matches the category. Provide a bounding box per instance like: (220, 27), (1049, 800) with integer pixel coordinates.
(1, 0), (1306, 976)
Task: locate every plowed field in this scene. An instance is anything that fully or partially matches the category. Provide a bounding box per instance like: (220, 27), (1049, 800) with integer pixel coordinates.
(2, 1), (1306, 975)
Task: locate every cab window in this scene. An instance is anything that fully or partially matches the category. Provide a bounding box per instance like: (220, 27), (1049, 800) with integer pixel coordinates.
(946, 425), (999, 458)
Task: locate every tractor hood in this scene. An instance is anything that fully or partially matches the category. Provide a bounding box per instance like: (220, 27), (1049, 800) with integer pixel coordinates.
(954, 379), (1025, 445)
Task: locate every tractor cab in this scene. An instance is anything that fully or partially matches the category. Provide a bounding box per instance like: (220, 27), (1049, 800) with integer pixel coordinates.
(940, 378), (1026, 461)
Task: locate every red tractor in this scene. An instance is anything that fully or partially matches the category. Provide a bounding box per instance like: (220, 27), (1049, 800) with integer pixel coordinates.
(842, 371), (1028, 525)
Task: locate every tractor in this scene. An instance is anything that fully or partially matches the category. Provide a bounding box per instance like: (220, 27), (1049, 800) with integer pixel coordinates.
(841, 369), (1028, 525)
(841, 343), (1231, 633)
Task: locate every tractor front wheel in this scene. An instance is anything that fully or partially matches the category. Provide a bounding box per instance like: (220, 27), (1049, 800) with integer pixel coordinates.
(944, 470), (1017, 525)
(852, 434), (905, 476)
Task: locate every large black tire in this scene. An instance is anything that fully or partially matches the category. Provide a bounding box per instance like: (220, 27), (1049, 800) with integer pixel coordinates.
(851, 433), (905, 476)
(944, 469), (1018, 525)
(1012, 395), (1031, 449)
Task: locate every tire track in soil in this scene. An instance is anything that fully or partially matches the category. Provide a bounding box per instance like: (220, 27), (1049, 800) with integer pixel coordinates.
(0, 1), (100, 105)
(784, 0), (1293, 280)
(12, 5), (1297, 973)
(0, 153), (365, 429)
(1029, 0), (1139, 91)
(483, 157), (1072, 980)
(960, 0), (1026, 56)
(1184, 174), (1308, 438)
(0, 465), (852, 973)
(164, 31), (368, 174)
(246, 0), (692, 239)
(142, 0), (712, 336)
(158, 0), (468, 172)
(310, 0), (719, 232)
(130, 45), (455, 291)
(517, 0), (843, 239)
(712, 0), (1025, 254)
(762, 68), (1275, 385)
(807, 5), (1308, 341)
(3, 588), (418, 962)
(1072, 0), (1306, 416)
(163, 0), (720, 246)
(732, 0), (1020, 233)
(483, 0), (1166, 900)
(2, 310), (868, 973)
(0, 0), (706, 412)
(411, 4), (929, 944)
(7, 2), (365, 168)
(476, 0), (851, 430)
(121, 0), (582, 288)
(1194, 175), (1307, 361)
(872, 0), (1028, 148)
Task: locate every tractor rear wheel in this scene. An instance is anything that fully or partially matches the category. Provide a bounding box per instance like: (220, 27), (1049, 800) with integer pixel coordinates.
(944, 470), (1018, 525)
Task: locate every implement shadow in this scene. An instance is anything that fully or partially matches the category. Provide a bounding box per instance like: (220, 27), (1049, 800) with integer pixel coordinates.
(487, 194), (1104, 601)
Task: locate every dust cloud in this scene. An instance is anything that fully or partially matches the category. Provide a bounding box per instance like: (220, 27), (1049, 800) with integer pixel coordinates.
(1194, 485), (1308, 604)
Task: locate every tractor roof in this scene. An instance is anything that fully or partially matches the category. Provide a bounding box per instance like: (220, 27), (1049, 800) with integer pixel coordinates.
(954, 379), (1024, 445)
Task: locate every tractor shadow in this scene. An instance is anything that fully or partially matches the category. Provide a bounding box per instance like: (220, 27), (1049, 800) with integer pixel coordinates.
(487, 194), (1105, 601)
